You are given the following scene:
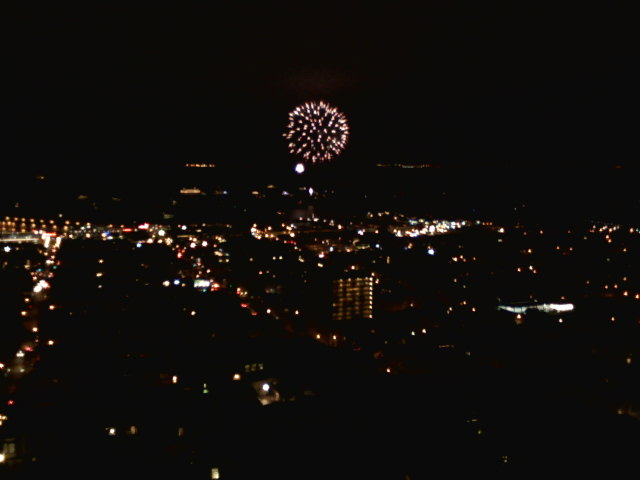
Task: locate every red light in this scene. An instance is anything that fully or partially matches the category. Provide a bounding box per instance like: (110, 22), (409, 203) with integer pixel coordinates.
(122, 228), (133, 232)
(138, 223), (149, 230)
(8, 399), (14, 406)
(240, 303), (248, 308)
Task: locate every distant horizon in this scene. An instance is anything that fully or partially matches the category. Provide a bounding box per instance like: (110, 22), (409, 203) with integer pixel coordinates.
(12, 154), (637, 176)
(3, 158), (638, 228)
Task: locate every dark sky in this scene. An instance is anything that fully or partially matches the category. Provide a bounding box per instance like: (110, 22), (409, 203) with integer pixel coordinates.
(4, 3), (635, 180)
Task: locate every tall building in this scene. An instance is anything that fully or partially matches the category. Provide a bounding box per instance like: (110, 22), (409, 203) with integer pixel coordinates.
(331, 274), (374, 321)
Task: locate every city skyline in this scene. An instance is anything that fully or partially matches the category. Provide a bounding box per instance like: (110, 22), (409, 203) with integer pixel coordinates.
(2, 4), (638, 478)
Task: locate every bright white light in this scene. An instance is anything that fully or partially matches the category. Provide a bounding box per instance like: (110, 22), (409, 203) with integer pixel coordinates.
(295, 163), (305, 174)
(3, 246), (10, 253)
(498, 302), (574, 314)
(0, 453), (5, 463)
(548, 303), (574, 312)
(16, 350), (25, 358)
(308, 187), (314, 195)
(173, 279), (180, 286)
(158, 229), (165, 237)
(427, 248), (435, 255)
(262, 383), (270, 392)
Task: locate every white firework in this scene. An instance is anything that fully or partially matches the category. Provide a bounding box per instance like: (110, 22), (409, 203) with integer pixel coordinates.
(284, 101), (349, 163)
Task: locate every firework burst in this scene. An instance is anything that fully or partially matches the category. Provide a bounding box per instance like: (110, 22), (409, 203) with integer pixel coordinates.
(284, 101), (349, 164)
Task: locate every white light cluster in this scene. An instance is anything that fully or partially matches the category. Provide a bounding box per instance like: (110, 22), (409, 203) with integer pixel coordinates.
(392, 219), (468, 238)
(498, 303), (574, 315)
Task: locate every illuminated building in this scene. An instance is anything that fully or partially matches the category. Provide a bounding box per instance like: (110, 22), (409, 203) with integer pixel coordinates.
(331, 274), (374, 321)
(179, 187), (202, 195)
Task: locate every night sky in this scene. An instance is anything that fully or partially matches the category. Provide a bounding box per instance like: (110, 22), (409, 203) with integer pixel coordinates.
(4, 3), (635, 180)
(1, 7), (640, 477)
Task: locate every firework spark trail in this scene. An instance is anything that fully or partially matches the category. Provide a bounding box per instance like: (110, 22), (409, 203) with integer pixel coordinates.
(284, 101), (349, 163)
